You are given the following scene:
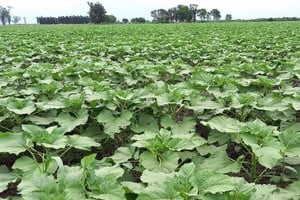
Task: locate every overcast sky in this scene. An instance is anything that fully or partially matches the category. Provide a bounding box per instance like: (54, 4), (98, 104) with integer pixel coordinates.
(1, 0), (299, 24)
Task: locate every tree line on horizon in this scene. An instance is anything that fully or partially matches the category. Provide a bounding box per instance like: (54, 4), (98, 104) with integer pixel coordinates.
(36, 2), (146, 25)
(1, 2), (300, 25)
(36, 16), (90, 24)
(36, 2), (144, 25)
(151, 5), (230, 23)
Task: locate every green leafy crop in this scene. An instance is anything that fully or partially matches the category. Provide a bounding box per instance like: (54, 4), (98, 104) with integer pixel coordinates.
(1, 22), (300, 199)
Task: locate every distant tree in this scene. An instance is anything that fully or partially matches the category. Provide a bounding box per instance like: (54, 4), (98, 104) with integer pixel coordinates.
(87, 2), (106, 23)
(7, 7), (12, 25)
(206, 12), (211, 21)
(0, 6), (12, 25)
(37, 16), (89, 24)
(105, 15), (116, 23)
(210, 9), (221, 21)
(131, 17), (146, 23)
(225, 14), (232, 21)
(176, 5), (192, 22)
(150, 10), (158, 21)
(168, 7), (177, 22)
(7, 13), (11, 25)
(189, 4), (198, 22)
(12, 16), (21, 24)
(0, 6), (3, 25)
(36, 16), (58, 24)
(122, 18), (129, 24)
(151, 9), (169, 23)
(197, 8), (207, 21)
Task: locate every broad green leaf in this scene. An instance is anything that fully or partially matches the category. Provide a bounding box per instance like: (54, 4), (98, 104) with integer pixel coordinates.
(206, 86), (226, 99)
(89, 192), (125, 200)
(138, 165), (191, 199)
(131, 132), (157, 148)
(282, 85), (300, 96)
(240, 120), (282, 168)
(155, 93), (172, 106)
(191, 170), (238, 195)
(140, 170), (172, 184)
(130, 113), (159, 133)
(110, 146), (134, 164)
(132, 128), (205, 154)
(56, 165), (87, 200)
(19, 170), (66, 200)
(64, 94), (85, 110)
(161, 116), (196, 135)
(22, 124), (67, 149)
(121, 181), (145, 194)
(280, 122), (300, 132)
(26, 110), (57, 125)
(81, 154), (96, 169)
(285, 180), (300, 198)
(58, 165), (84, 187)
(266, 108), (296, 122)
(137, 183), (182, 200)
(94, 165), (124, 179)
(6, 98), (35, 115)
(291, 101), (300, 111)
(0, 166), (17, 193)
(96, 109), (132, 138)
(0, 132), (27, 155)
(240, 134), (259, 149)
(283, 97), (300, 111)
(189, 97), (225, 112)
(140, 151), (179, 173)
(178, 162), (196, 177)
(241, 119), (278, 136)
(235, 93), (258, 107)
(202, 116), (243, 133)
(255, 96), (289, 112)
(241, 135), (281, 169)
(168, 163), (197, 198)
(167, 135), (206, 151)
(254, 145), (282, 169)
(12, 156), (38, 173)
(279, 131), (300, 157)
(84, 88), (108, 102)
(67, 135), (100, 150)
(198, 146), (242, 173)
(87, 166), (125, 200)
(35, 99), (65, 110)
(19, 87), (39, 96)
(55, 109), (88, 132)
(208, 131), (231, 145)
(251, 184), (277, 200)
(22, 124), (46, 136)
(251, 184), (296, 200)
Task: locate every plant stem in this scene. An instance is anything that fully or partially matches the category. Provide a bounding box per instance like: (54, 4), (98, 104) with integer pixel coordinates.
(0, 125), (12, 132)
(250, 154), (257, 182)
(256, 168), (268, 182)
(27, 148), (43, 173)
(14, 114), (22, 126)
(59, 146), (72, 158)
